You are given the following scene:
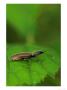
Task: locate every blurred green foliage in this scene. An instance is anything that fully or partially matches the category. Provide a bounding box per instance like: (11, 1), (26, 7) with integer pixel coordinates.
(6, 4), (61, 86)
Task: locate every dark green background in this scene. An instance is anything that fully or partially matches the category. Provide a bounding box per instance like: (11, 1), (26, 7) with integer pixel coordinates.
(6, 4), (61, 86)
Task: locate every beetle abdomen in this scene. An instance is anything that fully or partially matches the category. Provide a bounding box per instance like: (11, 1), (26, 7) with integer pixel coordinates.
(11, 52), (32, 60)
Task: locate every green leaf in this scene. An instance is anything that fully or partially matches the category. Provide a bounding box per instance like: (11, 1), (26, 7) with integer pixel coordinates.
(6, 44), (60, 86)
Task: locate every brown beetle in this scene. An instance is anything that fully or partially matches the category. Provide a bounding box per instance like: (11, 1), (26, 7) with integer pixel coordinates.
(11, 50), (44, 61)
